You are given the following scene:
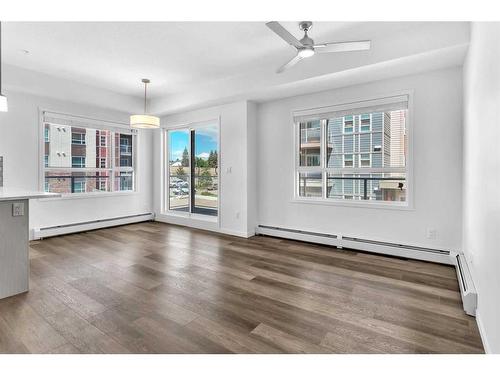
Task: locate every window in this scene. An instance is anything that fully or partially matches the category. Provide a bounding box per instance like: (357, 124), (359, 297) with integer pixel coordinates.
(44, 127), (50, 143)
(71, 131), (86, 145)
(344, 154), (353, 167)
(360, 114), (371, 132)
(97, 179), (107, 191)
(343, 116), (354, 133)
(99, 135), (107, 147)
(294, 94), (409, 205)
(360, 153), (371, 167)
(166, 122), (219, 217)
(73, 179), (86, 193)
(72, 156), (86, 168)
(41, 112), (137, 195)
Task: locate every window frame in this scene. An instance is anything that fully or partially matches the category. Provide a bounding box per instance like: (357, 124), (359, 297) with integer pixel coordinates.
(71, 132), (86, 145)
(38, 109), (139, 199)
(292, 91), (414, 210)
(359, 153), (371, 168)
(71, 156), (86, 168)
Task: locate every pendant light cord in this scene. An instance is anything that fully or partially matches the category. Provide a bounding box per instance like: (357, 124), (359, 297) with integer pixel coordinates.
(143, 80), (147, 114)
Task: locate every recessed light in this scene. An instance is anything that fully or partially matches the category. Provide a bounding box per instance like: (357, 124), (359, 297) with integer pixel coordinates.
(20, 49), (30, 54)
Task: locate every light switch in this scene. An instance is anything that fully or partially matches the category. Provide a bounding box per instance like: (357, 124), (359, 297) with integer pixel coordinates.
(12, 202), (25, 217)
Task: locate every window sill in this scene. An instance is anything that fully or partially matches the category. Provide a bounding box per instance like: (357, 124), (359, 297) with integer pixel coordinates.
(37, 191), (139, 201)
(291, 197), (414, 211)
(161, 210), (219, 223)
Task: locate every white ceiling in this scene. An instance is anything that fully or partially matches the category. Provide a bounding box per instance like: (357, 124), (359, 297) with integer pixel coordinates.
(3, 21), (470, 114)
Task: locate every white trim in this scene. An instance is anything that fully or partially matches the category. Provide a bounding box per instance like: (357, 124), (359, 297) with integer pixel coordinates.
(293, 94), (409, 123)
(291, 196), (414, 210)
(475, 311), (492, 354)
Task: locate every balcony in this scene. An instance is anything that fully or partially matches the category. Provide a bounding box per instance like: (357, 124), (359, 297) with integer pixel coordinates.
(300, 127), (321, 144)
(120, 145), (132, 155)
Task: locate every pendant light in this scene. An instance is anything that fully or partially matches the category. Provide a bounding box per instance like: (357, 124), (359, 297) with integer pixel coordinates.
(130, 78), (159, 129)
(0, 22), (8, 112)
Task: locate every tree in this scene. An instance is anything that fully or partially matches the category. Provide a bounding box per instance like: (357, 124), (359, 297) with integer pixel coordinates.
(181, 147), (189, 167)
(195, 157), (207, 178)
(208, 150), (217, 169)
(199, 168), (212, 188)
(208, 150), (218, 174)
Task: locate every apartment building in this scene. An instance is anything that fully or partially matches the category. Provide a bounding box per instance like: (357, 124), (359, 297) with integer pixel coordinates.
(44, 123), (133, 194)
(299, 110), (406, 201)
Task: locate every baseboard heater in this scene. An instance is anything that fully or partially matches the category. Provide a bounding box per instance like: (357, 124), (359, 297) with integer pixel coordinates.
(256, 225), (453, 265)
(454, 253), (477, 316)
(32, 213), (154, 240)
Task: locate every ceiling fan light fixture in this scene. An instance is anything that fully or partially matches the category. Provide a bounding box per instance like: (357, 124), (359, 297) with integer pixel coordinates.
(130, 78), (160, 129)
(298, 48), (315, 58)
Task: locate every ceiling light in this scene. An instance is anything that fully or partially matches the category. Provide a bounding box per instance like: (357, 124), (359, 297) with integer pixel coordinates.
(298, 48), (315, 58)
(0, 22), (8, 112)
(130, 78), (159, 129)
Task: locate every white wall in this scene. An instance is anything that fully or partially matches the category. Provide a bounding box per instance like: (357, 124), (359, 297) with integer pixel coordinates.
(0, 90), (153, 236)
(257, 67), (463, 251)
(462, 22), (500, 354)
(153, 101), (257, 237)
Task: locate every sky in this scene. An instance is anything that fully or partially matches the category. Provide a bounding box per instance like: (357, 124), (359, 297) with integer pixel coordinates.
(169, 124), (218, 161)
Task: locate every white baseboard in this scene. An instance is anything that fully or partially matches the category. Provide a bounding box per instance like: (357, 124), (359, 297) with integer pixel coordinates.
(476, 311), (492, 354)
(32, 213), (153, 239)
(154, 213), (253, 238)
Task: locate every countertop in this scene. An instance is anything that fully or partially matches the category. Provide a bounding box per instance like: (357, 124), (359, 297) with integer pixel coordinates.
(0, 187), (61, 202)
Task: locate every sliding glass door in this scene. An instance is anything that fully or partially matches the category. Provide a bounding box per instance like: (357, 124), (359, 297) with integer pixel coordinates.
(167, 122), (219, 217)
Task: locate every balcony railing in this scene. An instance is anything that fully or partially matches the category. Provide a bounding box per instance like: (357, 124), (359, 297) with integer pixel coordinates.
(298, 175), (406, 201)
(300, 128), (321, 143)
(327, 176), (405, 200)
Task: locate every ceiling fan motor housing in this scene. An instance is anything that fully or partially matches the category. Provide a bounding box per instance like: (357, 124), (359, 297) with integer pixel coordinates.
(299, 21), (314, 47)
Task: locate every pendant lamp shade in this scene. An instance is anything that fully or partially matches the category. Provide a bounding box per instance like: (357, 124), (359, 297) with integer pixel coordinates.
(130, 114), (160, 129)
(130, 78), (159, 129)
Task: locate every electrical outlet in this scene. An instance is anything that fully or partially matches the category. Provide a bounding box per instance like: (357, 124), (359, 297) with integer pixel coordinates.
(226, 166), (232, 174)
(426, 228), (437, 240)
(235, 211), (240, 219)
(12, 202), (25, 217)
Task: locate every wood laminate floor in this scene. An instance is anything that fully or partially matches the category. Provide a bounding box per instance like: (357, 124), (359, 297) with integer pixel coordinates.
(0, 222), (484, 353)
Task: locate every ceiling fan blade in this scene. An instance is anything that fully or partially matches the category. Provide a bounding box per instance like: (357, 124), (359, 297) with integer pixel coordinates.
(314, 40), (371, 53)
(276, 54), (303, 73)
(266, 21), (303, 49)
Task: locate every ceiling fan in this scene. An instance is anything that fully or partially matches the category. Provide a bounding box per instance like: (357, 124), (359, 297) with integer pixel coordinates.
(266, 21), (371, 73)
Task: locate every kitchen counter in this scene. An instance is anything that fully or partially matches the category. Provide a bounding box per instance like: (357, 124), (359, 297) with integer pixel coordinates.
(0, 188), (61, 299)
(0, 187), (60, 201)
